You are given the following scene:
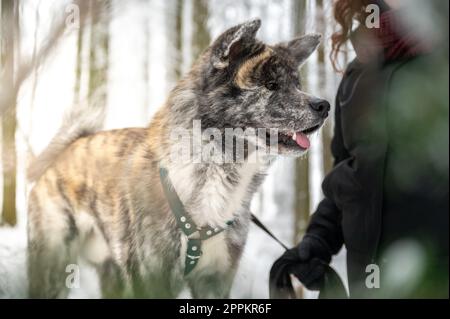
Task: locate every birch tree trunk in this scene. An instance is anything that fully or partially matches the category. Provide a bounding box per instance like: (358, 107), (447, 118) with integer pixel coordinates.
(317, 0), (334, 175)
(88, 0), (109, 104)
(73, 16), (85, 106)
(1, 0), (19, 226)
(174, 0), (184, 80)
(192, 0), (209, 59)
(293, 0), (310, 243)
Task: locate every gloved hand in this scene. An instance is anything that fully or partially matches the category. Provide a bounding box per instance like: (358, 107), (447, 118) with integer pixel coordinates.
(269, 235), (332, 298)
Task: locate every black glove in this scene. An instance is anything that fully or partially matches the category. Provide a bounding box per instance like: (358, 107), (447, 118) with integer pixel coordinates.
(269, 235), (332, 298)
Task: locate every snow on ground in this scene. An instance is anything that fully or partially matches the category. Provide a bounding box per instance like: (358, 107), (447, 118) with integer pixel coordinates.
(0, 202), (289, 299)
(0, 227), (28, 298)
(0, 225), (102, 299)
(0, 224), (346, 299)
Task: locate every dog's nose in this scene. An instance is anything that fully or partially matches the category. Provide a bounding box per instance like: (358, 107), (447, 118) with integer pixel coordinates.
(309, 98), (330, 118)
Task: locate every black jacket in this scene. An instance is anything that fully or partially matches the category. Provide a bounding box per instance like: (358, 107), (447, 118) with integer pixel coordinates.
(306, 52), (449, 297)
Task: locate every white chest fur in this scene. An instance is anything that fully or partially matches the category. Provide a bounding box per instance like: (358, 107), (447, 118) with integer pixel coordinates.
(166, 160), (266, 226)
(165, 159), (268, 275)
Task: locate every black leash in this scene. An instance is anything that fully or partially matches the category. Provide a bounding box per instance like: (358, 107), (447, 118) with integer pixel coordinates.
(251, 213), (289, 251)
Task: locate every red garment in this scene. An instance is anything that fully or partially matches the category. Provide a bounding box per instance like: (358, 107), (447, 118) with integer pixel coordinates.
(375, 10), (431, 62)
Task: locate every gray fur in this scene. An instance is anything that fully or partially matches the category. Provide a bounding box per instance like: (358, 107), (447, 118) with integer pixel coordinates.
(284, 33), (322, 66)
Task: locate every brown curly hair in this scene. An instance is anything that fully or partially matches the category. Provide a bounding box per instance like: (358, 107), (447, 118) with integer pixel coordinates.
(331, 0), (372, 71)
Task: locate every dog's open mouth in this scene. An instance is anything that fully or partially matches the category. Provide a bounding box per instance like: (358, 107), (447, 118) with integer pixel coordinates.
(266, 124), (322, 151)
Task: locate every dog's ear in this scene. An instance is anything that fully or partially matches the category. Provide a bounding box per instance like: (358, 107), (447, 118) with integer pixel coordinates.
(283, 33), (321, 66)
(210, 19), (261, 69)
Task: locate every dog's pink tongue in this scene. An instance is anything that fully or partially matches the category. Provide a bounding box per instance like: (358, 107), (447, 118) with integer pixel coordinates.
(295, 132), (310, 149)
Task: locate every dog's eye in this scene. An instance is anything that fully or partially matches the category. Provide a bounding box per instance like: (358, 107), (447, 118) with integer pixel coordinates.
(265, 82), (279, 91)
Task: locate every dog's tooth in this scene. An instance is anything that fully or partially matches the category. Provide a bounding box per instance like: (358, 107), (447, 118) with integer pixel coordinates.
(292, 132), (297, 141)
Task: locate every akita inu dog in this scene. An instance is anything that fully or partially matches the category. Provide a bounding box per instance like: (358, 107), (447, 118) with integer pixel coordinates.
(27, 19), (329, 298)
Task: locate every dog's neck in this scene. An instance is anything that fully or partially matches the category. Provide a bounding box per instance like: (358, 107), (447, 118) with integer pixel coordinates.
(162, 159), (267, 227)
(148, 83), (273, 227)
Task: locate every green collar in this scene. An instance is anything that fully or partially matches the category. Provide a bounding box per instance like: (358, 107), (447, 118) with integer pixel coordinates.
(159, 167), (234, 276)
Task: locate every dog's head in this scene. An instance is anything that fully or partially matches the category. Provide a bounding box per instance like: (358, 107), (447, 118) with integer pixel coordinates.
(192, 19), (329, 157)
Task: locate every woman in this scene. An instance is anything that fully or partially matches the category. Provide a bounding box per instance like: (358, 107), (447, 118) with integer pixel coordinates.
(270, 0), (448, 298)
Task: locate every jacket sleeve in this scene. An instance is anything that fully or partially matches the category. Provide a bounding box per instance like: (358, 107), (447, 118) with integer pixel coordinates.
(304, 88), (348, 256)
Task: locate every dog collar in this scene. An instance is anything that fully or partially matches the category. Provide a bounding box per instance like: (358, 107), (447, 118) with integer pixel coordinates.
(159, 167), (234, 276)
